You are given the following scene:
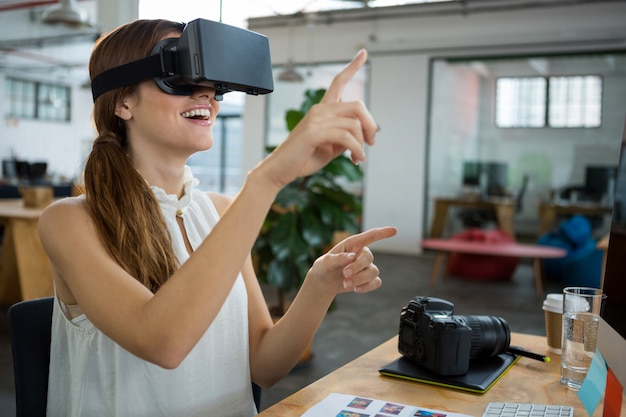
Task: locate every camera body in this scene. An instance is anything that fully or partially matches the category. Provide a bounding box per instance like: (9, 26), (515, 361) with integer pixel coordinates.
(398, 296), (510, 376)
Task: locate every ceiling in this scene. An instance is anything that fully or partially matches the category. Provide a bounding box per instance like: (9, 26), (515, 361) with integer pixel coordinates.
(0, 0), (397, 87)
(0, 0), (97, 86)
(1, 0), (625, 88)
(0, 1), (56, 11)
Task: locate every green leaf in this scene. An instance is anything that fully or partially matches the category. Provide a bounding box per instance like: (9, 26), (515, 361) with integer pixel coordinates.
(323, 156), (363, 182)
(267, 259), (299, 289)
(285, 109), (304, 132)
(275, 184), (309, 210)
(300, 207), (333, 247)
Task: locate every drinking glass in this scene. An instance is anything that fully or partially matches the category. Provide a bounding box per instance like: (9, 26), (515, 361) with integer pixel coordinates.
(560, 287), (606, 390)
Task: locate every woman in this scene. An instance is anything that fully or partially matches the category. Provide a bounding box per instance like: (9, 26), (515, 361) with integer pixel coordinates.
(39, 19), (396, 417)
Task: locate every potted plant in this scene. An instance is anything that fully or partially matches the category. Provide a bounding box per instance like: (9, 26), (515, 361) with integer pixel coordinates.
(253, 88), (364, 317)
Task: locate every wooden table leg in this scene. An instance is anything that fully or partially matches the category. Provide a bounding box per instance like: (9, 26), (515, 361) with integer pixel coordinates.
(532, 258), (544, 299)
(494, 203), (516, 238)
(429, 201), (450, 238)
(538, 205), (556, 236)
(429, 253), (447, 287)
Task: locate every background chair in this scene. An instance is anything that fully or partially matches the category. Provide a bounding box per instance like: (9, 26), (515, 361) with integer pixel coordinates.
(8, 296), (53, 417)
(8, 296), (262, 416)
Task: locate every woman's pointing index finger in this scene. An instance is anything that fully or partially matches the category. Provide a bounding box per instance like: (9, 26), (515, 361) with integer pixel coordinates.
(321, 49), (368, 104)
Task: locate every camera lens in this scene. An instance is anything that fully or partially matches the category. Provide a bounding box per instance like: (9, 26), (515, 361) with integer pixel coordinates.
(458, 315), (511, 359)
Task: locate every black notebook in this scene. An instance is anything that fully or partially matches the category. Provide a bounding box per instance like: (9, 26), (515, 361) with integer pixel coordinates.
(379, 353), (520, 394)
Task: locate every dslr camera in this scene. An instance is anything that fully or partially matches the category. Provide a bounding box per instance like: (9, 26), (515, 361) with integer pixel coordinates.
(398, 296), (510, 376)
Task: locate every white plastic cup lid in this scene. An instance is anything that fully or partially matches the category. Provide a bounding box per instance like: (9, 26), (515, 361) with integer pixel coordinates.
(563, 294), (591, 313)
(542, 293), (563, 313)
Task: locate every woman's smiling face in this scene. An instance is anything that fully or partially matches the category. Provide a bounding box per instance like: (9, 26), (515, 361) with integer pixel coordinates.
(116, 59), (221, 163)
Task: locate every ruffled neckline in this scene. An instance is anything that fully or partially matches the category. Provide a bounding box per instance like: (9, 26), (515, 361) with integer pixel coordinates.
(149, 166), (200, 217)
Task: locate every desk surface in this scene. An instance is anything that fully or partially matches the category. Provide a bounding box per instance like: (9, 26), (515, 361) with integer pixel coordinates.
(0, 198), (48, 220)
(259, 333), (623, 417)
(435, 196), (517, 206)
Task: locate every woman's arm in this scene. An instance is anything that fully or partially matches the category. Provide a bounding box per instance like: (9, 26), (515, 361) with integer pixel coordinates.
(246, 227), (397, 387)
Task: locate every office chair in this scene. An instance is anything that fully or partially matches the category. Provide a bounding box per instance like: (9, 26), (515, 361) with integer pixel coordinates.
(7, 296), (53, 417)
(8, 296), (262, 416)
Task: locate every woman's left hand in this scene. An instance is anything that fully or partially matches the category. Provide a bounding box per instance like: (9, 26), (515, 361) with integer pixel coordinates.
(307, 226), (398, 295)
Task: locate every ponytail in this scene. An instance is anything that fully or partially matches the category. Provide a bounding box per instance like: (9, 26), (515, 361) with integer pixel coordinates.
(84, 19), (186, 292)
(84, 132), (178, 292)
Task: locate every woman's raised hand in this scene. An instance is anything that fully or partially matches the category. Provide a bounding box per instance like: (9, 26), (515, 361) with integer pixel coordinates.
(306, 226), (398, 296)
(260, 49), (377, 189)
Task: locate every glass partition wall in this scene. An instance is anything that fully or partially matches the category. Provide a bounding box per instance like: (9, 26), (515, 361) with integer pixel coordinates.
(426, 52), (626, 239)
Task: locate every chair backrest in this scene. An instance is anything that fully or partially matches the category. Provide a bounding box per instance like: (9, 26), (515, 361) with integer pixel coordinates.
(7, 296), (54, 417)
(7, 296), (262, 414)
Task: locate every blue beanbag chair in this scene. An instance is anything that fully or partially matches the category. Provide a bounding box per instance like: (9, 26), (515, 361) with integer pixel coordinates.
(537, 215), (603, 287)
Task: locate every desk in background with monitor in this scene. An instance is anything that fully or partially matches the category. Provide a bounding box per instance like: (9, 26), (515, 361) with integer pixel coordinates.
(428, 197), (516, 238)
(538, 202), (612, 236)
(585, 165), (617, 203)
(462, 161), (509, 197)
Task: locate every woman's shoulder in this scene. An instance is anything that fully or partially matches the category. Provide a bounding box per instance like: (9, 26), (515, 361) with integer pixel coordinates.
(205, 192), (232, 216)
(40, 195), (89, 225)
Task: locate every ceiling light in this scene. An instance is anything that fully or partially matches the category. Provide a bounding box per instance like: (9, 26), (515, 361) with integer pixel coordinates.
(41, 0), (92, 28)
(277, 60), (304, 82)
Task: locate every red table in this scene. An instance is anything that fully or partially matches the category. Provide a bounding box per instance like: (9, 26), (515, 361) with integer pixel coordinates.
(421, 238), (567, 298)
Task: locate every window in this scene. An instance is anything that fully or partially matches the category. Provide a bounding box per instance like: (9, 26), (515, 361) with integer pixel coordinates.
(5, 78), (71, 122)
(549, 76), (602, 128)
(496, 75), (602, 128)
(186, 92), (245, 195)
(187, 115), (243, 195)
(496, 77), (546, 128)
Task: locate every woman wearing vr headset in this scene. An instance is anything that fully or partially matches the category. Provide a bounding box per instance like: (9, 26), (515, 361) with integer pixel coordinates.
(38, 19), (396, 417)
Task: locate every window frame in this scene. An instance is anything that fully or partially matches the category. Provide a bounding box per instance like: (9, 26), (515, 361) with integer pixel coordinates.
(5, 77), (71, 122)
(495, 74), (603, 129)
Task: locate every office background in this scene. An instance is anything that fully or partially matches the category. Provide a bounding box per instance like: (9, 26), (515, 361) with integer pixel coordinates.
(1, 0), (625, 255)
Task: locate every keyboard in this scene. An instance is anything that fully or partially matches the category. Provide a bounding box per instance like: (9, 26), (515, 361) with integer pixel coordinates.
(482, 402), (574, 417)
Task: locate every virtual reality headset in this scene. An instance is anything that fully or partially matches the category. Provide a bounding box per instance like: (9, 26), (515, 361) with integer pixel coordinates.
(91, 18), (274, 102)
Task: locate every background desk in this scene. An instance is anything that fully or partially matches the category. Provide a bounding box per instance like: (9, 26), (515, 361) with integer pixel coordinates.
(429, 197), (516, 238)
(258, 333), (624, 417)
(0, 199), (53, 306)
(538, 202), (612, 236)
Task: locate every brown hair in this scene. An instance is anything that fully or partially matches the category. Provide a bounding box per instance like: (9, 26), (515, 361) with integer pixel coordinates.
(85, 19), (185, 292)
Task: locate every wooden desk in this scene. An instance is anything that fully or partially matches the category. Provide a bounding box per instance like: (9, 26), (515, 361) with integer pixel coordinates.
(429, 197), (516, 238)
(0, 199), (53, 306)
(258, 333), (625, 416)
(538, 202), (612, 236)
(421, 239), (566, 298)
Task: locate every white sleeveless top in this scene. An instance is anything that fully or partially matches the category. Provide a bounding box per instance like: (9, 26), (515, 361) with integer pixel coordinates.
(47, 167), (257, 417)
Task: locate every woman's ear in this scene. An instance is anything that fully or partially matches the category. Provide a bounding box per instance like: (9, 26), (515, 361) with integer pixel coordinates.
(115, 96), (135, 120)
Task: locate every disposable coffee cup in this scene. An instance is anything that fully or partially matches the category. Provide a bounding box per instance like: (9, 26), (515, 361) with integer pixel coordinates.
(542, 293), (563, 354)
